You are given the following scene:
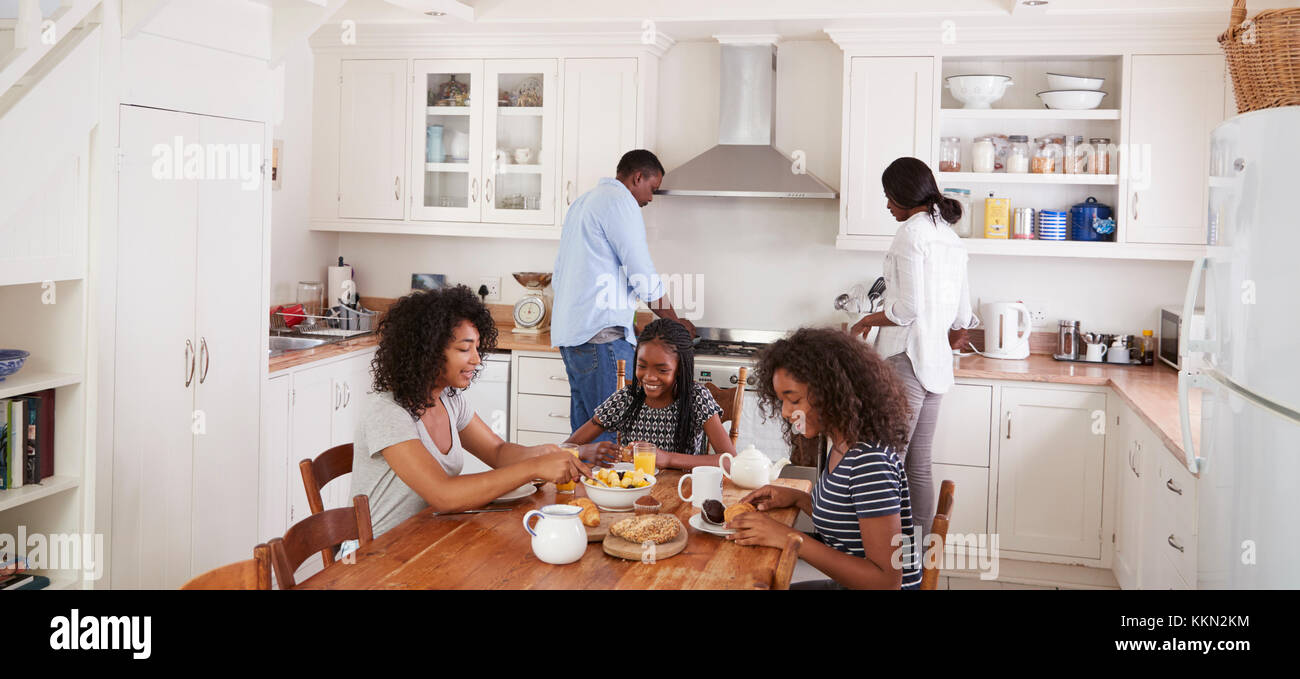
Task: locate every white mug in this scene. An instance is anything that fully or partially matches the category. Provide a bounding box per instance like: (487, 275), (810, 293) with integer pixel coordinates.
(1108, 347), (1131, 364)
(513, 147), (532, 164)
(677, 465), (724, 508)
(1084, 342), (1108, 362)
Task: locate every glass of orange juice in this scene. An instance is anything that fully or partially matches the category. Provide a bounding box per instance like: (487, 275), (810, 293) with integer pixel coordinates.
(632, 442), (657, 475)
(556, 444), (579, 493)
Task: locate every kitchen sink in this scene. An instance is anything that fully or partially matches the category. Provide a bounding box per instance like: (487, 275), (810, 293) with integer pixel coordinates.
(268, 336), (331, 356)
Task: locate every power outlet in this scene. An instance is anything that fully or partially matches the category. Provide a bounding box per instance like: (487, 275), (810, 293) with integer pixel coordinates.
(479, 276), (501, 302)
(1026, 302), (1050, 328)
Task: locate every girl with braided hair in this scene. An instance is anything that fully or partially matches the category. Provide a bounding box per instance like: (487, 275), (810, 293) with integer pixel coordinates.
(564, 318), (737, 471)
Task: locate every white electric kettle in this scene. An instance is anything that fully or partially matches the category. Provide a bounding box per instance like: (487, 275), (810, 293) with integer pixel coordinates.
(980, 302), (1032, 359)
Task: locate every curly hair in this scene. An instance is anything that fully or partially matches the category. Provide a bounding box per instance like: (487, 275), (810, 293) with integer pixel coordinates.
(371, 285), (498, 419)
(753, 327), (911, 453)
(610, 318), (698, 454)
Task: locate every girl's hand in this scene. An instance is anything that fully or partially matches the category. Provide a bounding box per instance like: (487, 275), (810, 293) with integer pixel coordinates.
(577, 441), (620, 466)
(740, 484), (800, 511)
(726, 512), (799, 550)
(654, 448), (672, 471)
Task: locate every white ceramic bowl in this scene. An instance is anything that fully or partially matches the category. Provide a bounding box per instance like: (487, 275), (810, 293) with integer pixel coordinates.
(581, 472), (656, 511)
(1037, 90), (1107, 110)
(945, 74), (1014, 109)
(1045, 73), (1104, 91)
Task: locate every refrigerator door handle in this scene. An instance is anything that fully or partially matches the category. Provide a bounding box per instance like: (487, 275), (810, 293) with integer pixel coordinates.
(1180, 369), (1208, 474)
(1181, 256), (1212, 358)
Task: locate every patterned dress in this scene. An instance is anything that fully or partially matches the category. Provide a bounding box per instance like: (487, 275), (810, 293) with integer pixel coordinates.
(592, 383), (722, 453)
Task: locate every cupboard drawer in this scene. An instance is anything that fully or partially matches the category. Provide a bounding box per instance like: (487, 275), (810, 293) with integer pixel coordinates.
(516, 394), (572, 433)
(1159, 457), (1198, 587)
(517, 356), (570, 396)
(516, 430), (570, 446)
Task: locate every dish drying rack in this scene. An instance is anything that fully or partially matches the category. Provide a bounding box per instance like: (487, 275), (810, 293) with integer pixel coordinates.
(272, 308), (375, 337)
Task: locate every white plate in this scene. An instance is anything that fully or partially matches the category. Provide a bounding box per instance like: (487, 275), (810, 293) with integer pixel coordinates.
(492, 483), (537, 503)
(689, 512), (735, 536)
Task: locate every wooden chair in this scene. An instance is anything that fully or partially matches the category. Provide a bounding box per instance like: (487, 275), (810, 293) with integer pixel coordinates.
(773, 533), (803, 590)
(299, 442), (353, 567)
(269, 495), (374, 590)
(180, 544), (272, 590)
(704, 366), (748, 452)
(919, 480), (956, 591)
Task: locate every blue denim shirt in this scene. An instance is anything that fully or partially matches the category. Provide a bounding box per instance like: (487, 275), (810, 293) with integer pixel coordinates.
(550, 178), (664, 347)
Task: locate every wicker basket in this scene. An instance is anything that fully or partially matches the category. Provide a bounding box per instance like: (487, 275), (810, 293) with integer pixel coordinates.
(1219, 0), (1300, 114)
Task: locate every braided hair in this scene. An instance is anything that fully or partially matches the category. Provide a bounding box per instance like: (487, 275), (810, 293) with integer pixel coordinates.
(881, 156), (963, 225)
(610, 318), (698, 454)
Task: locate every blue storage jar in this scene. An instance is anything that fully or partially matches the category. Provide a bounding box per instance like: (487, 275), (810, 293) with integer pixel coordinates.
(1070, 196), (1115, 242)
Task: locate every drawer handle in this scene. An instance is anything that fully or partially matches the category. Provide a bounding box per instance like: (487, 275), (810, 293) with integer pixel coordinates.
(1168, 534), (1184, 553)
(1166, 478), (1183, 495)
(547, 412), (567, 418)
(547, 375), (567, 381)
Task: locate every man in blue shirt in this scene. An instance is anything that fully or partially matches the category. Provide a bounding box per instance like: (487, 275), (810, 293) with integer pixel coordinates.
(551, 150), (696, 442)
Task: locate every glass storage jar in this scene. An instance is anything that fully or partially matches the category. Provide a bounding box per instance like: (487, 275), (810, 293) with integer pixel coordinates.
(1090, 137), (1112, 175)
(1063, 135), (1088, 174)
(939, 137), (962, 172)
(942, 187), (972, 237)
(1032, 135), (1063, 174)
(971, 136), (996, 173)
(1006, 135), (1031, 173)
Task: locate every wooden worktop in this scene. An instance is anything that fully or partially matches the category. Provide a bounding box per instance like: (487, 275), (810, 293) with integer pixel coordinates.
(953, 354), (1199, 469)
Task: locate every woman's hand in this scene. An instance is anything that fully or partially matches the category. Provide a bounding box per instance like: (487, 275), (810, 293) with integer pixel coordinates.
(948, 327), (971, 350)
(577, 441), (620, 466)
(726, 512), (800, 550)
(849, 315), (873, 339)
(740, 484), (801, 511)
(530, 450), (591, 485)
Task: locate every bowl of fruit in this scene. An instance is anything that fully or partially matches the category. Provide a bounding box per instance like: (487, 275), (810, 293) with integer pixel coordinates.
(582, 466), (656, 511)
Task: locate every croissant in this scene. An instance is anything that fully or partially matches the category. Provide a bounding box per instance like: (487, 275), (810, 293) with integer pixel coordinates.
(568, 498), (601, 527)
(724, 502), (756, 524)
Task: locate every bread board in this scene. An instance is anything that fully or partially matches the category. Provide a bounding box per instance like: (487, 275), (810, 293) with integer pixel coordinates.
(601, 515), (688, 561)
(584, 512), (620, 542)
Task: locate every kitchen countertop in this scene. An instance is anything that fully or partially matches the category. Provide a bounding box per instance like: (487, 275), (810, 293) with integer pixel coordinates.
(953, 354), (1200, 469)
(268, 321), (555, 374)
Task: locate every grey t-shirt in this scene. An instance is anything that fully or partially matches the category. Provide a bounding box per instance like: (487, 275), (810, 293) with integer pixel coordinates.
(350, 389), (475, 537)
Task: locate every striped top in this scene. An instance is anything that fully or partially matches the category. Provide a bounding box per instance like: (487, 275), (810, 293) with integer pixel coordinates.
(812, 442), (921, 590)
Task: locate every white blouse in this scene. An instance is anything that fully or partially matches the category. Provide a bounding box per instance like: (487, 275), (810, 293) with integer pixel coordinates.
(874, 210), (980, 394)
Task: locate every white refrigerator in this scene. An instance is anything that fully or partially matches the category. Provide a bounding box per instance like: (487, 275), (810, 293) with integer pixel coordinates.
(1184, 105), (1300, 589)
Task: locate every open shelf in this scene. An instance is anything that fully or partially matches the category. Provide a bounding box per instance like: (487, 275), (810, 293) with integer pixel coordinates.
(938, 172), (1118, 186)
(941, 108), (1120, 121)
(836, 235), (1205, 261)
(425, 106), (470, 116)
(0, 475), (79, 512)
(0, 371), (81, 400)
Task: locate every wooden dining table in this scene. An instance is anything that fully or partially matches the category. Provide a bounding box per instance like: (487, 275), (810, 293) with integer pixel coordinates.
(297, 470), (813, 590)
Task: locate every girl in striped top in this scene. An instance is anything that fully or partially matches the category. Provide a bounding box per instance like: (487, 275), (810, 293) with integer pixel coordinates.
(727, 327), (921, 590)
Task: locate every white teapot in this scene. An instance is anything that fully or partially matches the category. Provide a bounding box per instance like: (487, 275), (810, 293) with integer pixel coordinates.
(720, 445), (791, 490)
(522, 504), (587, 565)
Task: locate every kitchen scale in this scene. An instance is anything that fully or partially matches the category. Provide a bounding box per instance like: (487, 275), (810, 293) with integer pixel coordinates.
(511, 272), (552, 334)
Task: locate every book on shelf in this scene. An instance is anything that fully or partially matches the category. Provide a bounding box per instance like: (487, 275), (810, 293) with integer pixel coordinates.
(1, 399), (22, 489)
(0, 390), (55, 489)
(0, 573), (50, 590)
(0, 401), (7, 490)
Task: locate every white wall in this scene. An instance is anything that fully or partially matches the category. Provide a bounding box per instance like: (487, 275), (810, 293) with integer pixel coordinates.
(333, 38), (1191, 337)
(271, 38), (339, 305)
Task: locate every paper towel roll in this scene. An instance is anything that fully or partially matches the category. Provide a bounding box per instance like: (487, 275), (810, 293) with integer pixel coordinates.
(328, 265), (354, 306)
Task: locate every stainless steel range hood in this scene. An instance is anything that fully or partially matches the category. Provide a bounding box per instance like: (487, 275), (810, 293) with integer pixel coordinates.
(655, 42), (837, 199)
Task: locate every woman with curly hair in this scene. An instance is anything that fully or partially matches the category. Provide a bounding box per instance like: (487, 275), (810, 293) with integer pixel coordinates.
(563, 318), (735, 469)
(848, 157), (979, 537)
(730, 327), (921, 590)
(350, 285), (590, 537)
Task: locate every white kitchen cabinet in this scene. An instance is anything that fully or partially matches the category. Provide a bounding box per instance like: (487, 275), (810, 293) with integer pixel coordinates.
(1111, 401), (1144, 589)
(931, 462), (989, 538)
(1125, 54), (1227, 245)
(559, 58), (638, 222)
(510, 351), (572, 445)
(339, 59), (408, 220)
(112, 105), (265, 589)
(481, 59), (559, 225)
(932, 383), (992, 467)
(1139, 424), (1197, 589)
(842, 56), (934, 236)
(286, 350), (373, 527)
(410, 59), (485, 222)
(260, 375), (291, 544)
(995, 386), (1107, 560)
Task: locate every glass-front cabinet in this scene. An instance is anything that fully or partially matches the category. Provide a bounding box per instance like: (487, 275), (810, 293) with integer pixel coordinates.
(410, 58), (557, 226)
(411, 60), (484, 222)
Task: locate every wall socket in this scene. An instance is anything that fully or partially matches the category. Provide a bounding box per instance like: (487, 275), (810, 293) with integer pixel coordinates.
(1026, 302), (1050, 328)
(479, 276), (501, 302)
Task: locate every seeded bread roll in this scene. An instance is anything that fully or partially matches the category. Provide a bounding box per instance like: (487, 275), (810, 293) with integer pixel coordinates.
(724, 502), (756, 524)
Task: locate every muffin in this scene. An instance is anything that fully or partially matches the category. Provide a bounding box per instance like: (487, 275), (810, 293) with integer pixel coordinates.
(701, 499), (726, 525)
(633, 495), (661, 516)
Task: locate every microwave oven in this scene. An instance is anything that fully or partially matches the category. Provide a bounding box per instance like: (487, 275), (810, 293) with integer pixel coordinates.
(1158, 306), (1205, 370)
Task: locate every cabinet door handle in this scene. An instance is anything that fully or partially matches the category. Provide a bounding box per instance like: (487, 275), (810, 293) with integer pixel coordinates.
(1131, 192), (1139, 222)
(1127, 447), (1134, 474)
(343, 382), (351, 408)
(547, 412), (567, 418)
(334, 384), (341, 411)
(394, 176), (401, 200)
(1168, 534), (1184, 553)
(565, 180), (574, 206)
(199, 337), (211, 384)
(184, 339), (195, 387)
(470, 178), (478, 204)
(1006, 411), (1012, 439)
(547, 375), (567, 381)
(1165, 478), (1183, 495)
(1134, 442), (1142, 478)
(485, 178), (494, 204)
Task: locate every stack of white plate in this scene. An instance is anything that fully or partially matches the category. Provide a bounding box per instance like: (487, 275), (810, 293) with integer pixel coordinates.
(1038, 210), (1068, 241)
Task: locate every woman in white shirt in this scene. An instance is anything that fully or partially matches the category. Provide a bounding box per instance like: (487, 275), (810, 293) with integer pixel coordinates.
(850, 157), (979, 539)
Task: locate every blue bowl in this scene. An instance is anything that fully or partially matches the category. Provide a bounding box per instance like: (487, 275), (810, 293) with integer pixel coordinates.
(0, 349), (30, 381)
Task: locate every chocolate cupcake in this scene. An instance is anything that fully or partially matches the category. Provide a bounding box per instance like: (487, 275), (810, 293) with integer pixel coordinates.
(634, 495), (661, 516)
(701, 499), (726, 525)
